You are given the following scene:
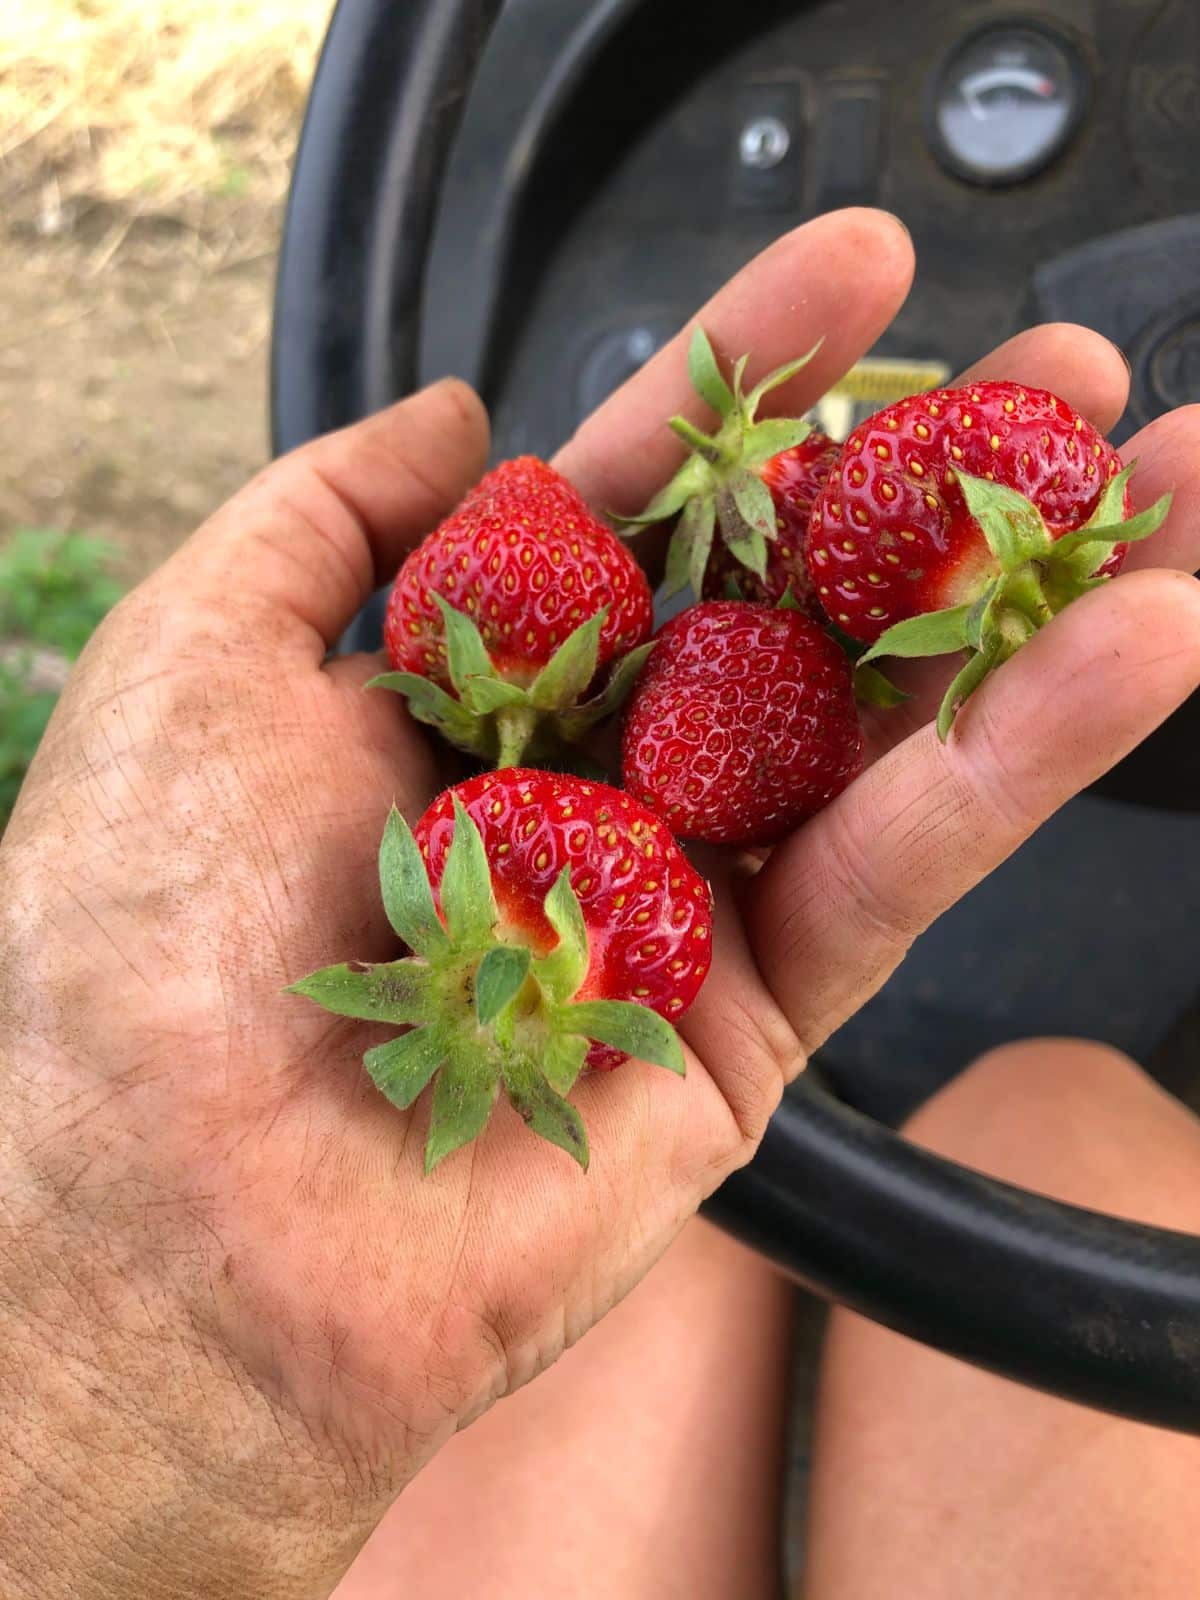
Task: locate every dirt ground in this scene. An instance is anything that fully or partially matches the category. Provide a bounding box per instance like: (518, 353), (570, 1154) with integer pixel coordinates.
(0, 199), (282, 586)
(0, 0), (333, 586)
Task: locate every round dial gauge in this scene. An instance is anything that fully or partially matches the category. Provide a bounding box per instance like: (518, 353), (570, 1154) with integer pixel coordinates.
(930, 24), (1086, 185)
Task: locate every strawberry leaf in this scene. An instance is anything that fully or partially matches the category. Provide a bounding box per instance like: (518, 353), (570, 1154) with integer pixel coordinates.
(954, 472), (1051, 572)
(461, 675), (528, 715)
(532, 868), (589, 1003)
(284, 960), (431, 1025)
(854, 661), (909, 708)
(541, 1033), (588, 1096)
(364, 1024), (446, 1109)
(776, 586), (802, 612)
(441, 798), (498, 950)
(425, 1047), (497, 1173)
(723, 574), (745, 601)
(475, 945), (531, 1026)
(658, 494), (713, 601)
(662, 514), (694, 599)
(937, 639), (1001, 742)
(552, 640), (656, 742)
(731, 351), (750, 404)
(502, 1061), (589, 1170)
(559, 999), (686, 1075)
(682, 494), (717, 601)
(963, 587), (993, 653)
(719, 516), (768, 582)
(687, 326), (735, 418)
(858, 601), (974, 664)
(612, 456), (711, 530)
(529, 607), (607, 712)
(379, 805), (450, 958)
(1081, 461), (1136, 530)
(433, 594), (496, 695)
(366, 672), (494, 759)
(730, 470), (778, 541)
(741, 416), (813, 469)
(587, 640), (656, 717)
(1054, 491), (1173, 565)
(743, 340), (822, 420)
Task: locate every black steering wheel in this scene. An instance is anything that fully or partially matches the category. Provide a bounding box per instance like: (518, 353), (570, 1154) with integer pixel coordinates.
(272, 0), (1200, 1433)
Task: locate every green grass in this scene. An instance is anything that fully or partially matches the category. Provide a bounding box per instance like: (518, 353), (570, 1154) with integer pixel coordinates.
(0, 529), (123, 827)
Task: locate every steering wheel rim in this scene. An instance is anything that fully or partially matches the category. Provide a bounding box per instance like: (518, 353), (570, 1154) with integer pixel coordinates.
(271, 0), (1200, 1433)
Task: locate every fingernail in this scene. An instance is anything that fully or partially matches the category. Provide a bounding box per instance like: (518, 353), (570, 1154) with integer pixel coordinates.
(880, 210), (912, 243)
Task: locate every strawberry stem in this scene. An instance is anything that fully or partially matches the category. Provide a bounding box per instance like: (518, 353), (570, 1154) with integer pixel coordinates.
(668, 414), (730, 466)
(495, 704), (539, 768)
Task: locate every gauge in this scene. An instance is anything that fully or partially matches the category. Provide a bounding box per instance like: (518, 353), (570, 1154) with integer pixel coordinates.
(929, 22), (1087, 185)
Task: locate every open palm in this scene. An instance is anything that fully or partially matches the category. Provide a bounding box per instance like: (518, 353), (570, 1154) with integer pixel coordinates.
(4, 210), (1200, 1588)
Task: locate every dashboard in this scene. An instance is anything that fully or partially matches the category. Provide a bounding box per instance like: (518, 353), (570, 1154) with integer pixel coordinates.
(422, 0), (1200, 450)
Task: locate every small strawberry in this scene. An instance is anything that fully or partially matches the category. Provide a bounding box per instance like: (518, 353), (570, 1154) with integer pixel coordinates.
(375, 458), (655, 768)
(288, 770), (712, 1170)
(622, 601), (863, 846)
(702, 430), (841, 611)
(620, 327), (821, 603)
(806, 382), (1172, 736)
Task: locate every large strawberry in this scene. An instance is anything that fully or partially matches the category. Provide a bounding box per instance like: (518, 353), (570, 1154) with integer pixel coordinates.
(622, 601), (863, 846)
(702, 430), (841, 611)
(288, 770), (712, 1170)
(806, 382), (1171, 736)
(375, 458), (655, 768)
(620, 327), (821, 602)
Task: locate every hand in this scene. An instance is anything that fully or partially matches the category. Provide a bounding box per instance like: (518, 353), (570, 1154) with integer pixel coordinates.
(3, 209), (1199, 1600)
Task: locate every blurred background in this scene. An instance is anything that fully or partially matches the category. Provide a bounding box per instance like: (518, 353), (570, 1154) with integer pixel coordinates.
(0, 0), (333, 825)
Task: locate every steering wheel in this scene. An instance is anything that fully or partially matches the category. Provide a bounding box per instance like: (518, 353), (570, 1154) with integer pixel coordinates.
(272, 0), (1200, 1433)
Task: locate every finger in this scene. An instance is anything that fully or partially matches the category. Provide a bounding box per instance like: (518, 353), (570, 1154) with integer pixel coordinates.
(158, 378), (490, 657)
(747, 568), (1200, 1056)
(953, 322), (1130, 436)
(553, 209), (915, 512)
(676, 849), (805, 1146)
(1114, 404), (1200, 576)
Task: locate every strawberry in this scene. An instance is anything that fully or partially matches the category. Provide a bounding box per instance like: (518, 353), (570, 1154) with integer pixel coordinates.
(375, 458), (655, 768)
(702, 430), (841, 612)
(288, 770), (712, 1170)
(620, 327), (821, 603)
(807, 382), (1172, 736)
(622, 601), (863, 846)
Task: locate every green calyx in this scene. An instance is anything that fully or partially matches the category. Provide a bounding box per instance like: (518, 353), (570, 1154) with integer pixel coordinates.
(858, 464), (1173, 740)
(615, 326), (821, 599)
(285, 800), (685, 1173)
(368, 594), (654, 769)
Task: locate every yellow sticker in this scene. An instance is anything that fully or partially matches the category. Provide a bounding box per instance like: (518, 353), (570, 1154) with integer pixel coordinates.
(810, 358), (951, 442)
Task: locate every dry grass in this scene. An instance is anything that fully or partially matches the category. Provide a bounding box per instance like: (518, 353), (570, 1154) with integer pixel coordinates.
(0, 0), (334, 234)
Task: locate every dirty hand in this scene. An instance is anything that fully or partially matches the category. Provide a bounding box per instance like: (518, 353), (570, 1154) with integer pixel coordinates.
(3, 209), (1199, 1600)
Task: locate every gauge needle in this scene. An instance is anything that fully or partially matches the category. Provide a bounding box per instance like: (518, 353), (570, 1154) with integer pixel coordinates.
(962, 67), (1056, 117)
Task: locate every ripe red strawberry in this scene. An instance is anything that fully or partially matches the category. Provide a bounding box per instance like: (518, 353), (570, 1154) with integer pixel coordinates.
(620, 327), (821, 602)
(622, 601), (863, 846)
(376, 458), (655, 768)
(807, 382), (1171, 735)
(702, 430), (840, 612)
(288, 770), (711, 1170)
